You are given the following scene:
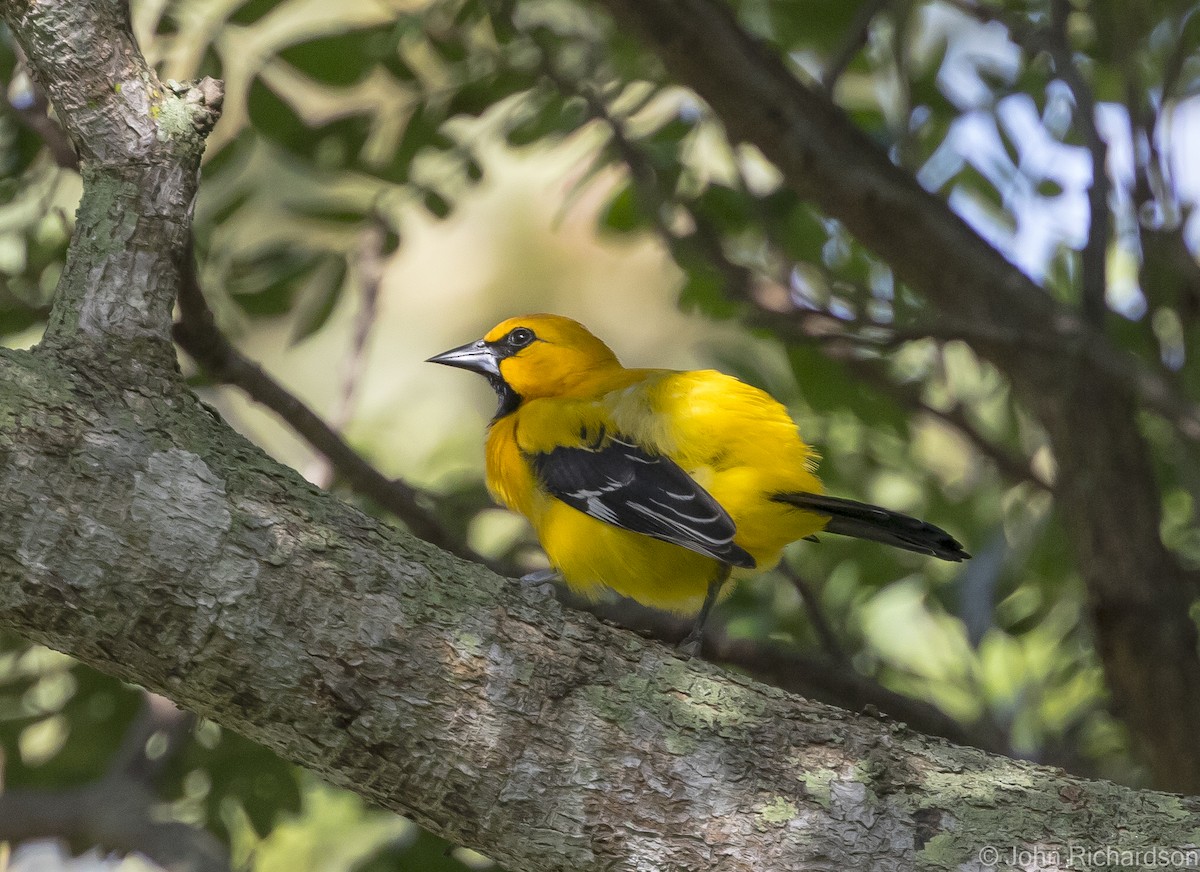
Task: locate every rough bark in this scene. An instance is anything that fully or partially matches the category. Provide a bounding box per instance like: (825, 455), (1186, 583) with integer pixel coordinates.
(592, 0), (1200, 794)
(2, 348), (1200, 871)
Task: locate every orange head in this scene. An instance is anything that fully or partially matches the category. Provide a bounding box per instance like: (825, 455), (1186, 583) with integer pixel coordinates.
(428, 314), (622, 416)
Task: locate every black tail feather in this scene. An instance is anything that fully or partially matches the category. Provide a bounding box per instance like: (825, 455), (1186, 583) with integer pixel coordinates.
(773, 492), (970, 562)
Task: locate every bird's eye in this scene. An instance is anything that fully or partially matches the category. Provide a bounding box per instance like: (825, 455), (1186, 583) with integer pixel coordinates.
(507, 327), (535, 348)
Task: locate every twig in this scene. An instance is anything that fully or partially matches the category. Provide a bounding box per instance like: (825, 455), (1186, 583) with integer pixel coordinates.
(777, 561), (849, 663)
(306, 220), (387, 489)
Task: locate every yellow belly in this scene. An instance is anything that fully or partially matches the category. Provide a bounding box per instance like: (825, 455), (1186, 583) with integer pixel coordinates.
(534, 485), (826, 615)
(536, 499), (732, 613)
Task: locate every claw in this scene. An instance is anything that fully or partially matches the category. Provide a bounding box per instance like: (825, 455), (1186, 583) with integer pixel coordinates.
(520, 568), (560, 584)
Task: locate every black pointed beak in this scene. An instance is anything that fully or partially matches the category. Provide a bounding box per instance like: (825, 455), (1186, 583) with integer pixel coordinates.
(426, 339), (500, 377)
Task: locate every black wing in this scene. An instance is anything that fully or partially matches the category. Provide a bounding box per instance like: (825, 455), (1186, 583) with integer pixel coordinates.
(529, 436), (756, 568)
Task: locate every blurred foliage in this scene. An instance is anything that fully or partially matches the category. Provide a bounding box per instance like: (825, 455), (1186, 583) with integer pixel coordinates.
(3, 0), (1200, 867)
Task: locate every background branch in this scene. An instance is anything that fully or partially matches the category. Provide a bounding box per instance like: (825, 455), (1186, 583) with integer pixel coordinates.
(306, 220), (387, 489)
(0, 692), (228, 872)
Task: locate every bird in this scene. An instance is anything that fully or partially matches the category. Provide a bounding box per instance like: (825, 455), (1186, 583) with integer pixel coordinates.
(429, 314), (968, 648)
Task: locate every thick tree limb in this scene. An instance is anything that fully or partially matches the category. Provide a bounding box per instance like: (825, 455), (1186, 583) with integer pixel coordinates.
(592, 0), (1200, 795)
(3, 347), (1200, 871)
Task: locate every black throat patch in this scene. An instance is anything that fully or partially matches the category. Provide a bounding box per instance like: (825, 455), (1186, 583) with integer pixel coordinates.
(484, 336), (535, 420)
(488, 374), (522, 419)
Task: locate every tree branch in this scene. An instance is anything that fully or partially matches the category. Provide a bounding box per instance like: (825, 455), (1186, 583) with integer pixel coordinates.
(7, 0), (1200, 866)
(3, 347), (1200, 870)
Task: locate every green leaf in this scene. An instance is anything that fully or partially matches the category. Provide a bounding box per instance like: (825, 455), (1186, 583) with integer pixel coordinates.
(781, 201), (829, 264)
(0, 302), (43, 338)
(383, 51), (418, 83)
(381, 226), (402, 256)
(599, 183), (642, 233)
(427, 31), (468, 64)
(505, 93), (584, 147)
(290, 255), (348, 344)
(226, 245), (322, 316)
(202, 190), (253, 232)
(228, 0), (282, 26)
(692, 184), (755, 235)
(246, 79), (310, 151)
(678, 259), (738, 319)
(0, 649), (141, 789)
(446, 68), (537, 119)
(785, 345), (909, 434)
(381, 104), (456, 185)
(278, 27), (393, 86)
(248, 79), (374, 164)
(288, 201), (368, 225)
(354, 830), (486, 872)
(164, 721), (304, 842)
(422, 189), (452, 220)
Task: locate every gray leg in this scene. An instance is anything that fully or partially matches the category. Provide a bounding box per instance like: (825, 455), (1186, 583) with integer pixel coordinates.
(678, 564), (732, 658)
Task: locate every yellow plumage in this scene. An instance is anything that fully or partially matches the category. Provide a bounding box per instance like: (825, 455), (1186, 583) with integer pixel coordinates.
(430, 314), (966, 618)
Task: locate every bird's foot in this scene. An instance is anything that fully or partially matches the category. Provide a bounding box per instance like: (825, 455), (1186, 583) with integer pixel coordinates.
(677, 627), (704, 659)
(520, 568), (560, 584)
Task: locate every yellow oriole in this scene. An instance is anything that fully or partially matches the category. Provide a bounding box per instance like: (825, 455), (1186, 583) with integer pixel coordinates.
(430, 314), (967, 635)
